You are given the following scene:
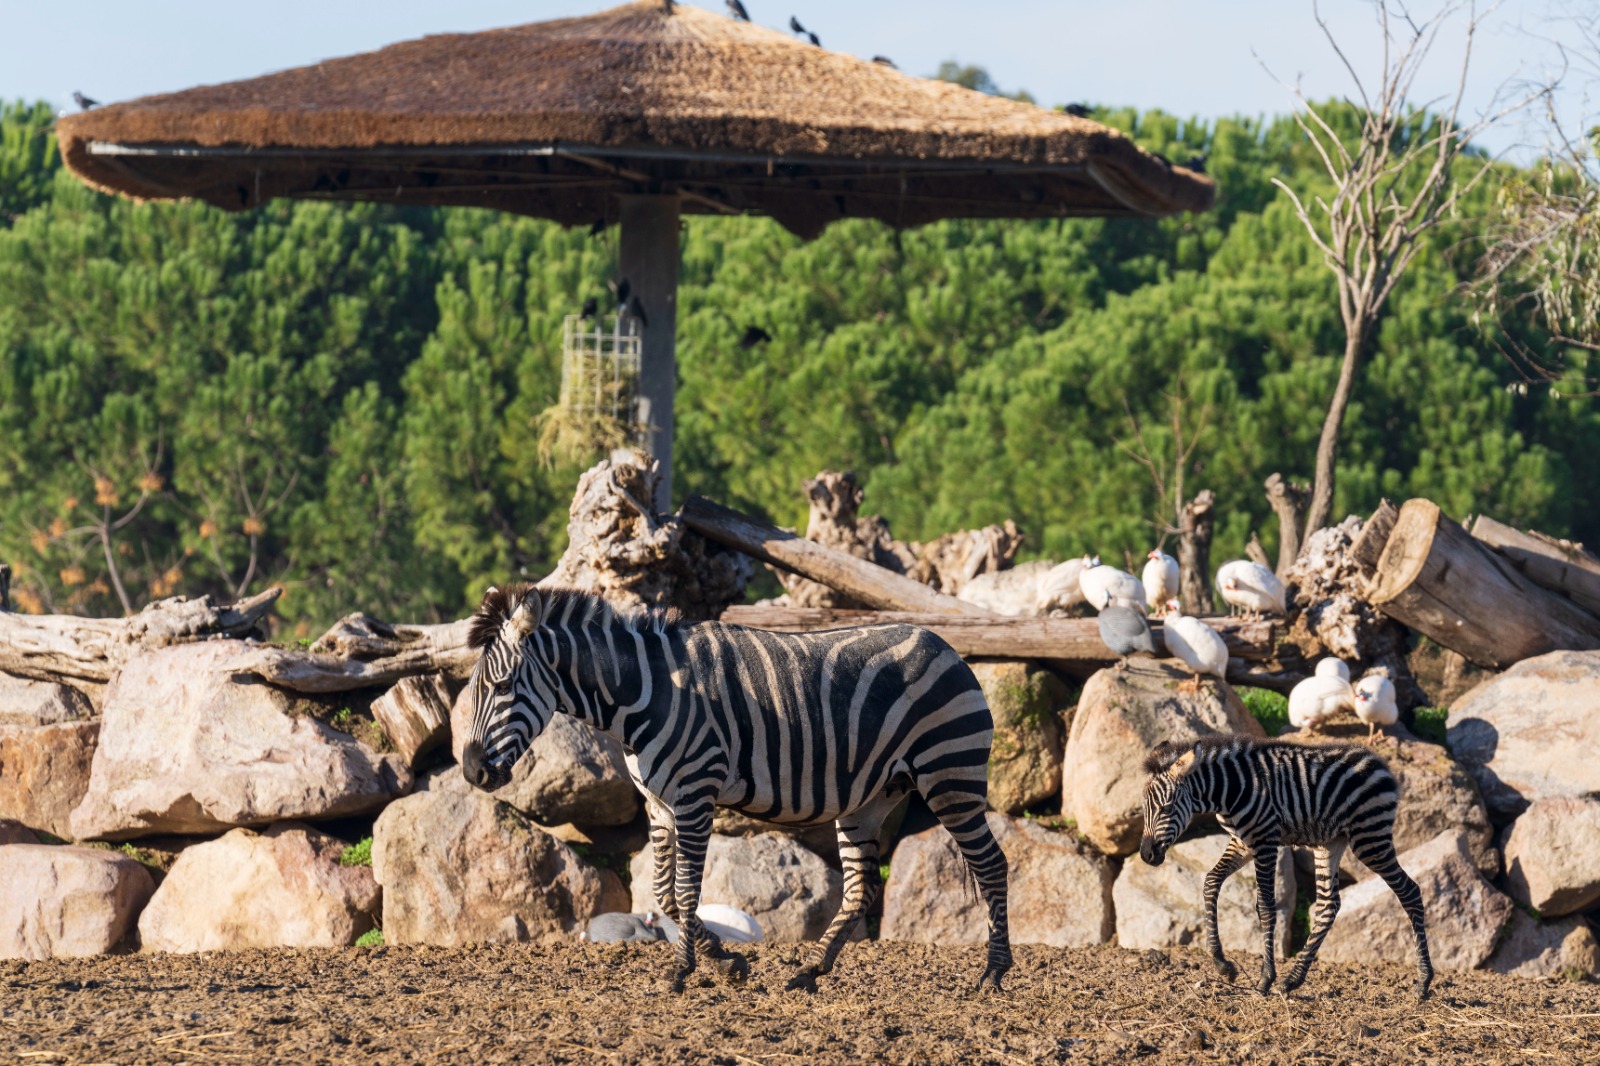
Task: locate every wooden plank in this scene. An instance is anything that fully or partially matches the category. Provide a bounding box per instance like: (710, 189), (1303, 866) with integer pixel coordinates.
(1369, 499), (1600, 668)
(719, 605), (1278, 662)
(681, 495), (985, 615)
(1469, 514), (1600, 617)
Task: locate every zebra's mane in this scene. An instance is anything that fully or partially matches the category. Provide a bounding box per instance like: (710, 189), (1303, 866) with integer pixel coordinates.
(1143, 733), (1389, 777)
(467, 583), (675, 650)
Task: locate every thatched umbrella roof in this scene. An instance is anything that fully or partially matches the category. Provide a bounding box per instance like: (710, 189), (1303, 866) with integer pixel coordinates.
(57, 1), (1212, 238)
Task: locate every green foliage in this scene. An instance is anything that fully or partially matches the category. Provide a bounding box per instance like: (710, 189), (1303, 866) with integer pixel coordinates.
(355, 928), (384, 948)
(339, 837), (373, 867)
(1412, 707), (1449, 745)
(1239, 687), (1289, 736)
(2, 98), (1596, 633)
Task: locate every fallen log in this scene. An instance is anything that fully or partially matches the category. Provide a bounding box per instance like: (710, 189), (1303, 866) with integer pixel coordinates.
(1368, 499), (1600, 669)
(682, 496), (985, 616)
(1468, 514), (1600, 618)
(221, 642), (477, 694)
(0, 587), (281, 685)
(1347, 498), (1399, 584)
(719, 605), (1279, 662)
(312, 612), (472, 661)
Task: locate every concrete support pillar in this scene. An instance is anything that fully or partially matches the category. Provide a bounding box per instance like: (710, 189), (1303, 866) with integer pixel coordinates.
(618, 194), (682, 512)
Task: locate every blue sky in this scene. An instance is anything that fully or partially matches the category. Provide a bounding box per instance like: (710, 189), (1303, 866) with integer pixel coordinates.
(4, 1), (1588, 160)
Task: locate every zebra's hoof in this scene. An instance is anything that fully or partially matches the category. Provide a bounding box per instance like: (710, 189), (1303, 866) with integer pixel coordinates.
(1255, 975), (1275, 996)
(1213, 958), (1238, 983)
(784, 968), (819, 994)
(973, 965), (1009, 995)
(1414, 976), (1433, 1002)
(1280, 972), (1306, 995)
(716, 952), (751, 983)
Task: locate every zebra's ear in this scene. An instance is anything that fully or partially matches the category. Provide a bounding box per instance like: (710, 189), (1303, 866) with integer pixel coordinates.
(511, 587), (543, 637)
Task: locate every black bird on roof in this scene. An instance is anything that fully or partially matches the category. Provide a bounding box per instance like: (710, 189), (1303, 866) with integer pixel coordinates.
(738, 325), (772, 350)
(808, 31), (821, 46)
(1186, 154), (1208, 175)
(726, 0), (750, 20)
(789, 15), (805, 33)
(1063, 103), (1092, 119)
(872, 55), (897, 69)
(580, 296), (599, 321)
(72, 91), (99, 111)
(628, 295), (649, 328)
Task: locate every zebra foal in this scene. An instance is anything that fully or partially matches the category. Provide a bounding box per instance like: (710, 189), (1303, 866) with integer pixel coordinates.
(460, 584), (1012, 994)
(1140, 735), (1433, 1000)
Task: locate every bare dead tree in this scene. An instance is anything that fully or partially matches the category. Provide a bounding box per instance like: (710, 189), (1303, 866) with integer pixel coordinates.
(1178, 490), (1217, 614)
(1264, 472), (1311, 574)
(49, 441), (166, 615)
(1264, 1), (1546, 535)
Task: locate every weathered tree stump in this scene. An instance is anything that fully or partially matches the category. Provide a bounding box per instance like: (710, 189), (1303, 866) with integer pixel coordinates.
(370, 674), (452, 770)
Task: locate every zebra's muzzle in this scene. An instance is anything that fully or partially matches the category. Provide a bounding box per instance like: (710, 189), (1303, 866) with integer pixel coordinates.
(461, 740), (512, 792)
(1139, 837), (1167, 866)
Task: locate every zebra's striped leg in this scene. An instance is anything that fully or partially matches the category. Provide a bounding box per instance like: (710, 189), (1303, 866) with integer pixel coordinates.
(922, 785), (1011, 993)
(1202, 836), (1251, 983)
(649, 820), (680, 921)
(665, 799), (716, 993)
(786, 792), (901, 993)
(1281, 841), (1344, 995)
(1352, 837), (1434, 1001)
(1250, 841), (1281, 995)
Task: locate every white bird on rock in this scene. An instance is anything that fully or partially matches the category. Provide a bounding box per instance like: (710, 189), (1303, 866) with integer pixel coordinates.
(1314, 657), (1351, 682)
(1160, 599), (1230, 692)
(1216, 560), (1287, 619)
(1142, 550), (1180, 614)
(1288, 674), (1354, 734)
(1354, 674), (1399, 739)
(1079, 555), (1147, 613)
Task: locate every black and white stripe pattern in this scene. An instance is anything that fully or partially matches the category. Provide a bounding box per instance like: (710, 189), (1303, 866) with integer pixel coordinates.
(1140, 735), (1432, 1000)
(461, 584), (1012, 994)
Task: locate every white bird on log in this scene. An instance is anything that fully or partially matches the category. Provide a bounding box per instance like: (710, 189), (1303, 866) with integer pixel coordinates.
(1160, 600), (1230, 692)
(1288, 674), (1354, 734)
(1036, 558), (1088, 613)
(1216, 560), (1286, 619)
(1314, 657), (1351, 682)
(1079, 555), (1147, 613)
(1354, 674), (1399, 739)
(1142, 549), (1180, 613)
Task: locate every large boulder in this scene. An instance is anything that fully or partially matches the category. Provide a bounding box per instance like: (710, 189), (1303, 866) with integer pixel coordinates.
(970, 661), (1068, 815)
(1485, 911), (1600, 980)
(137, 823), (379, 953)
(373, 774), (611, 946)
(1063, 661), (1263, 856)
(1448, 649), (1600, 820)
(1502, 797), (1600, 918)
(0, 844), (154, 959)
(0, 720), (99, 839)
(880, 813), (1114, 948)
(1112, 833), (1296, 959)
(0, 672), (94, 726)
(450, 683), (639, 827)
(630, 832), (843, 943)
(1321, 831), (1514, 973)
(69, 641), (411, 840)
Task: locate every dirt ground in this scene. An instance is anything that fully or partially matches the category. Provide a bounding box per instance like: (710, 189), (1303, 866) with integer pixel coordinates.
(4, 941), (1597, 1065)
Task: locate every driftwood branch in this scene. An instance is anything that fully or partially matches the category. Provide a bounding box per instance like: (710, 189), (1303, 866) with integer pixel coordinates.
(222, 643), (478, 694)
(682, 496), (986, 615)
(720, 605), (1280, 663)
(0, 587), (281, 684)
(1264, 473), (1309, 575)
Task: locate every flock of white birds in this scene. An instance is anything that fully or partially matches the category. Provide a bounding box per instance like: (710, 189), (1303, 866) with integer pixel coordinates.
(1072, 550), (1399, 739)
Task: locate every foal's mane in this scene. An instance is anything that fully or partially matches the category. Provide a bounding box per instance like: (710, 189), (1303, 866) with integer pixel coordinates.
(466, 584), (675, 650)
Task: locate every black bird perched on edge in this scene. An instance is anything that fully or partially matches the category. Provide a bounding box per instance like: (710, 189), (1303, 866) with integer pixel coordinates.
(1098, 606), (1163, 671)
(72, 91), (99, 111)
(628, 295), (649, 328)
(789, 15), (805, 33)
(808, 31), (821, 46)
(1186, 154), (1208, 175)
(738, 325), (772, 350)
(613, 277), (631, 311)
(1063, 103), (1092, 118)
(580, 296), (599, 321)
(726, 0), (750, 20)
(872, 55), (897, 68)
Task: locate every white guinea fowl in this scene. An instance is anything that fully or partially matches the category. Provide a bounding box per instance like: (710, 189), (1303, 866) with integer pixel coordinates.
(1036, 558), (1089, 614)
(1079, 556), (1147, 613)
(1354, 674), (1399, 739)
(1160, 599), (1230, 690)
(1288, 674), (1355, 733)
(1314, 657), (1351, 682)
(1142, 550), (1180, 614)
(1216, 560), (1287, 617)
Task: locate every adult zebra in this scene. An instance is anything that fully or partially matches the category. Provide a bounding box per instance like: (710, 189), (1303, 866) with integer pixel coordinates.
(461, 584), (1012, 994)
(1141, 735), (1433, 1000)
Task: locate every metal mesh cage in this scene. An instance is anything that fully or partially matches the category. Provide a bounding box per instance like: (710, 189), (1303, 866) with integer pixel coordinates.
(542, 314), (646, 460)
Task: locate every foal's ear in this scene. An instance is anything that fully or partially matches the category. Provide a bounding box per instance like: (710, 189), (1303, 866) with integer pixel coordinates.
(511, 587), (544, 637)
